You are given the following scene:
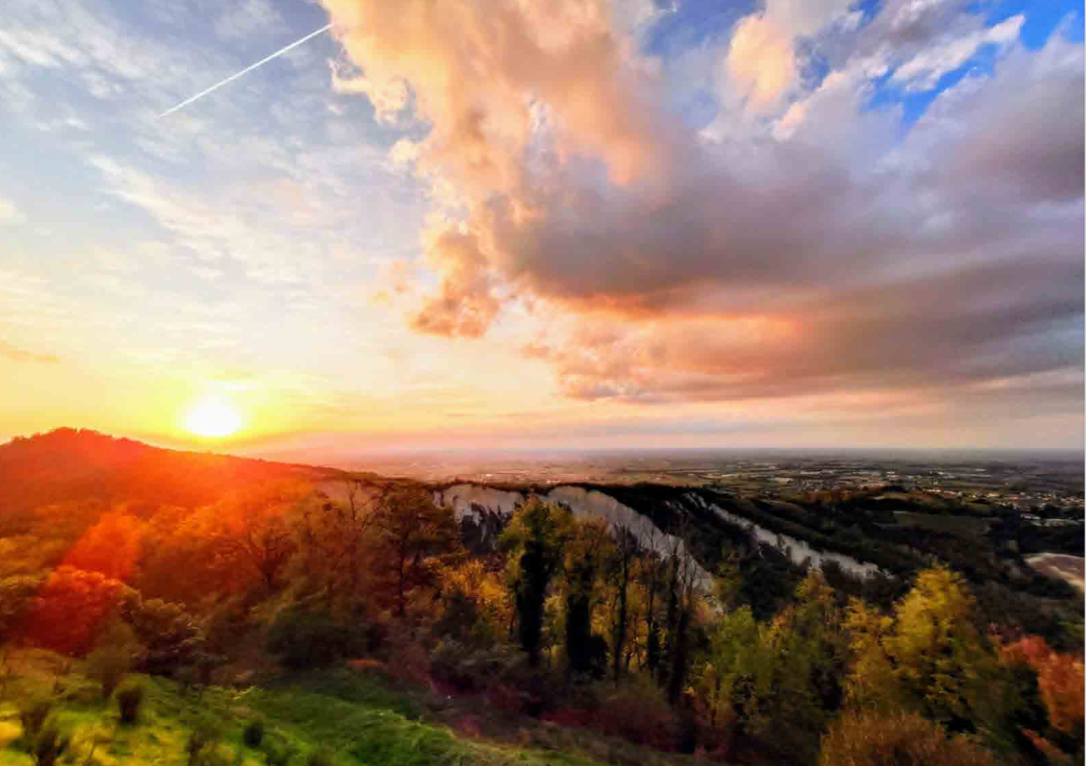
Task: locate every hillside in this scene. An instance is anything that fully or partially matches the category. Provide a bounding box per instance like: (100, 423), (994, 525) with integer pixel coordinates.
(1, 649), (686, 766)
(0, 429), (341, 520)
(0, 429), (1082, 766)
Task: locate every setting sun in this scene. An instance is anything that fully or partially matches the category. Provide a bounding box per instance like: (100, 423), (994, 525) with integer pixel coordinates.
(184, 397), (243, 438)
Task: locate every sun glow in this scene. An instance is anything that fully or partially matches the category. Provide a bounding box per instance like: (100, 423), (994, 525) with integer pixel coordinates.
(184, 397), (243, 438)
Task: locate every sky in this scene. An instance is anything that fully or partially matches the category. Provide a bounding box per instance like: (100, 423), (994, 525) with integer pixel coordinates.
(0, 0), (1082, 456)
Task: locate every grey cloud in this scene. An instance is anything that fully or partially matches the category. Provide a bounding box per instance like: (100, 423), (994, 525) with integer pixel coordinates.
(326, 0), (1082, 418)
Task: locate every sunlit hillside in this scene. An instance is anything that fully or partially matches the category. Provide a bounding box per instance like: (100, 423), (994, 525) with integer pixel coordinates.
(0, 429), (1082, 765)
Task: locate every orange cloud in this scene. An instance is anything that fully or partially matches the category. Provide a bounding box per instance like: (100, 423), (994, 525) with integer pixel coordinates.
(0, 341), (59, 364)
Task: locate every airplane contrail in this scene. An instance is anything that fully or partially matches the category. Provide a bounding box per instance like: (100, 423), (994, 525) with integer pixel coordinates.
(158, 23), (333, 118)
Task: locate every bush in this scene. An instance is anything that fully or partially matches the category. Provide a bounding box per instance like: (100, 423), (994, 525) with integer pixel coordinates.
(430, 641), (522, 693)
(30, 722), (69, 766)
(267, 607), (359, 669)
(19, 699), (53, 742)
(185, 721), (220, 766)
(819, 711), (996, 766)
(115, 683), (144, 724)
(594, 677), (679, 751)
(262, 736), (297, 766)
(243, 719), (266, 748)
(306, 747), (338, 766)
(85, 622), (140, 699)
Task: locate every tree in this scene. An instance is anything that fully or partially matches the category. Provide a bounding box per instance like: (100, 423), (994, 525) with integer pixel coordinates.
(501, 497), (573, 666)
(660, 530), (701, 706)
(0, 573), (43, 643)
(562, 518), (613, 677)
(883, 567), (995, 730)
(125, 597), (205, 675)
(843, 598), (898, 711)
(843, 566), (1006, 741)
(63, 511), (145, 582)
(294, 478), (380, 612)
(221, 493), (297, 593)
(606, 525), (637, 684)
(436, 558), (510, 646)
(85, 620), (143, 699)
(703, 604), (763, 731)
(22, 567), (137, 656)
(703, 572), (847, 761)
(819, 710), (995, 766)
(369, 486), (460, 617)
(999, 634), (1085, 755)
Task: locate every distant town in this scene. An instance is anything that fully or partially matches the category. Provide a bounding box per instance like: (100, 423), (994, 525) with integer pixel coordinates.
(353, 448), (1085, 526)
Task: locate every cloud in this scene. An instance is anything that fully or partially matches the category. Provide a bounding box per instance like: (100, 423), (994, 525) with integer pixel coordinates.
(319, 0), (1082, 419)
(213, 0), (287, 41)
(890, 14), (1024, 91)
(724, 0), (856, 111)
(0, 198), (25, 225)
(0, 340), (58, 364)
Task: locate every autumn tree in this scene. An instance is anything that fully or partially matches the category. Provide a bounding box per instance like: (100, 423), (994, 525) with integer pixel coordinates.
(22, 567), (137, 656)
(605, 525), (638, 683)
(885, 567), (996, 729)
(63, 511), (145, 582)
(562, 518), (613, 677)
(217, 487), (300, 593)
(999, 635), (1085, 757)
(637, 527), (669, 679)
(704, 572), (846, 760)
(435, 558), (510, 646)
(842, 565), (1009, 747)
(703, 604), (763, 734)
(501, 497), (574, 666)
(369, 486), (460, 618)
(843, 598), (898, 711)
(660, 531), (701, 705)
(294, 478), (384, 611)
(0, 573), (42, 644)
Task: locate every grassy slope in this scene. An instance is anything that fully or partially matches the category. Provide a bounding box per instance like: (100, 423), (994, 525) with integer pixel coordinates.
(0, 651), (608, 766)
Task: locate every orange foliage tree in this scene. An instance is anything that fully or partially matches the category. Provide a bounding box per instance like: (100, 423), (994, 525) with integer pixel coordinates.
(21, 566), (137, 656)
(63, 511), (145, 582)
(1000, 636), (1085, 737)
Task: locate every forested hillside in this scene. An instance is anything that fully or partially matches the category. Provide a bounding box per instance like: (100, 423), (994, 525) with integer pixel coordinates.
(0, 430), (1082, 766)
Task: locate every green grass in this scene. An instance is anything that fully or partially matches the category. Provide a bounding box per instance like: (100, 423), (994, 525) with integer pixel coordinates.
(0, 651), (622, 766)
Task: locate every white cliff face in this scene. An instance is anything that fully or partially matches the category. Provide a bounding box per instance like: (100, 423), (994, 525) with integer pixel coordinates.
(435, 484), (524, 521)
(432, 483), (885, 584)
(434, 484), (525, 549)
(433, 483), (712, 587)
(545, 486), (713, 587)
(684, 493), (885, 580)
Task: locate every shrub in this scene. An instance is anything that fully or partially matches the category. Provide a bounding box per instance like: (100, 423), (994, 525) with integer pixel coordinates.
(129, 598), (205, 675)
(429, 639), (507, 691)
(819, 710), (996, 766)
(85, 622), (141, 699)
(306, 747), (338, 766)
(243, 719), (265, 748)
(185, 721), (220, 766)
(262, 736), (297, 766)
(31, 722), (69, 766)
(115, 683), (144, 724)
(594, 677), (679, 751)
(19, 698), (53, 742)
(267, 607), (358, 669)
